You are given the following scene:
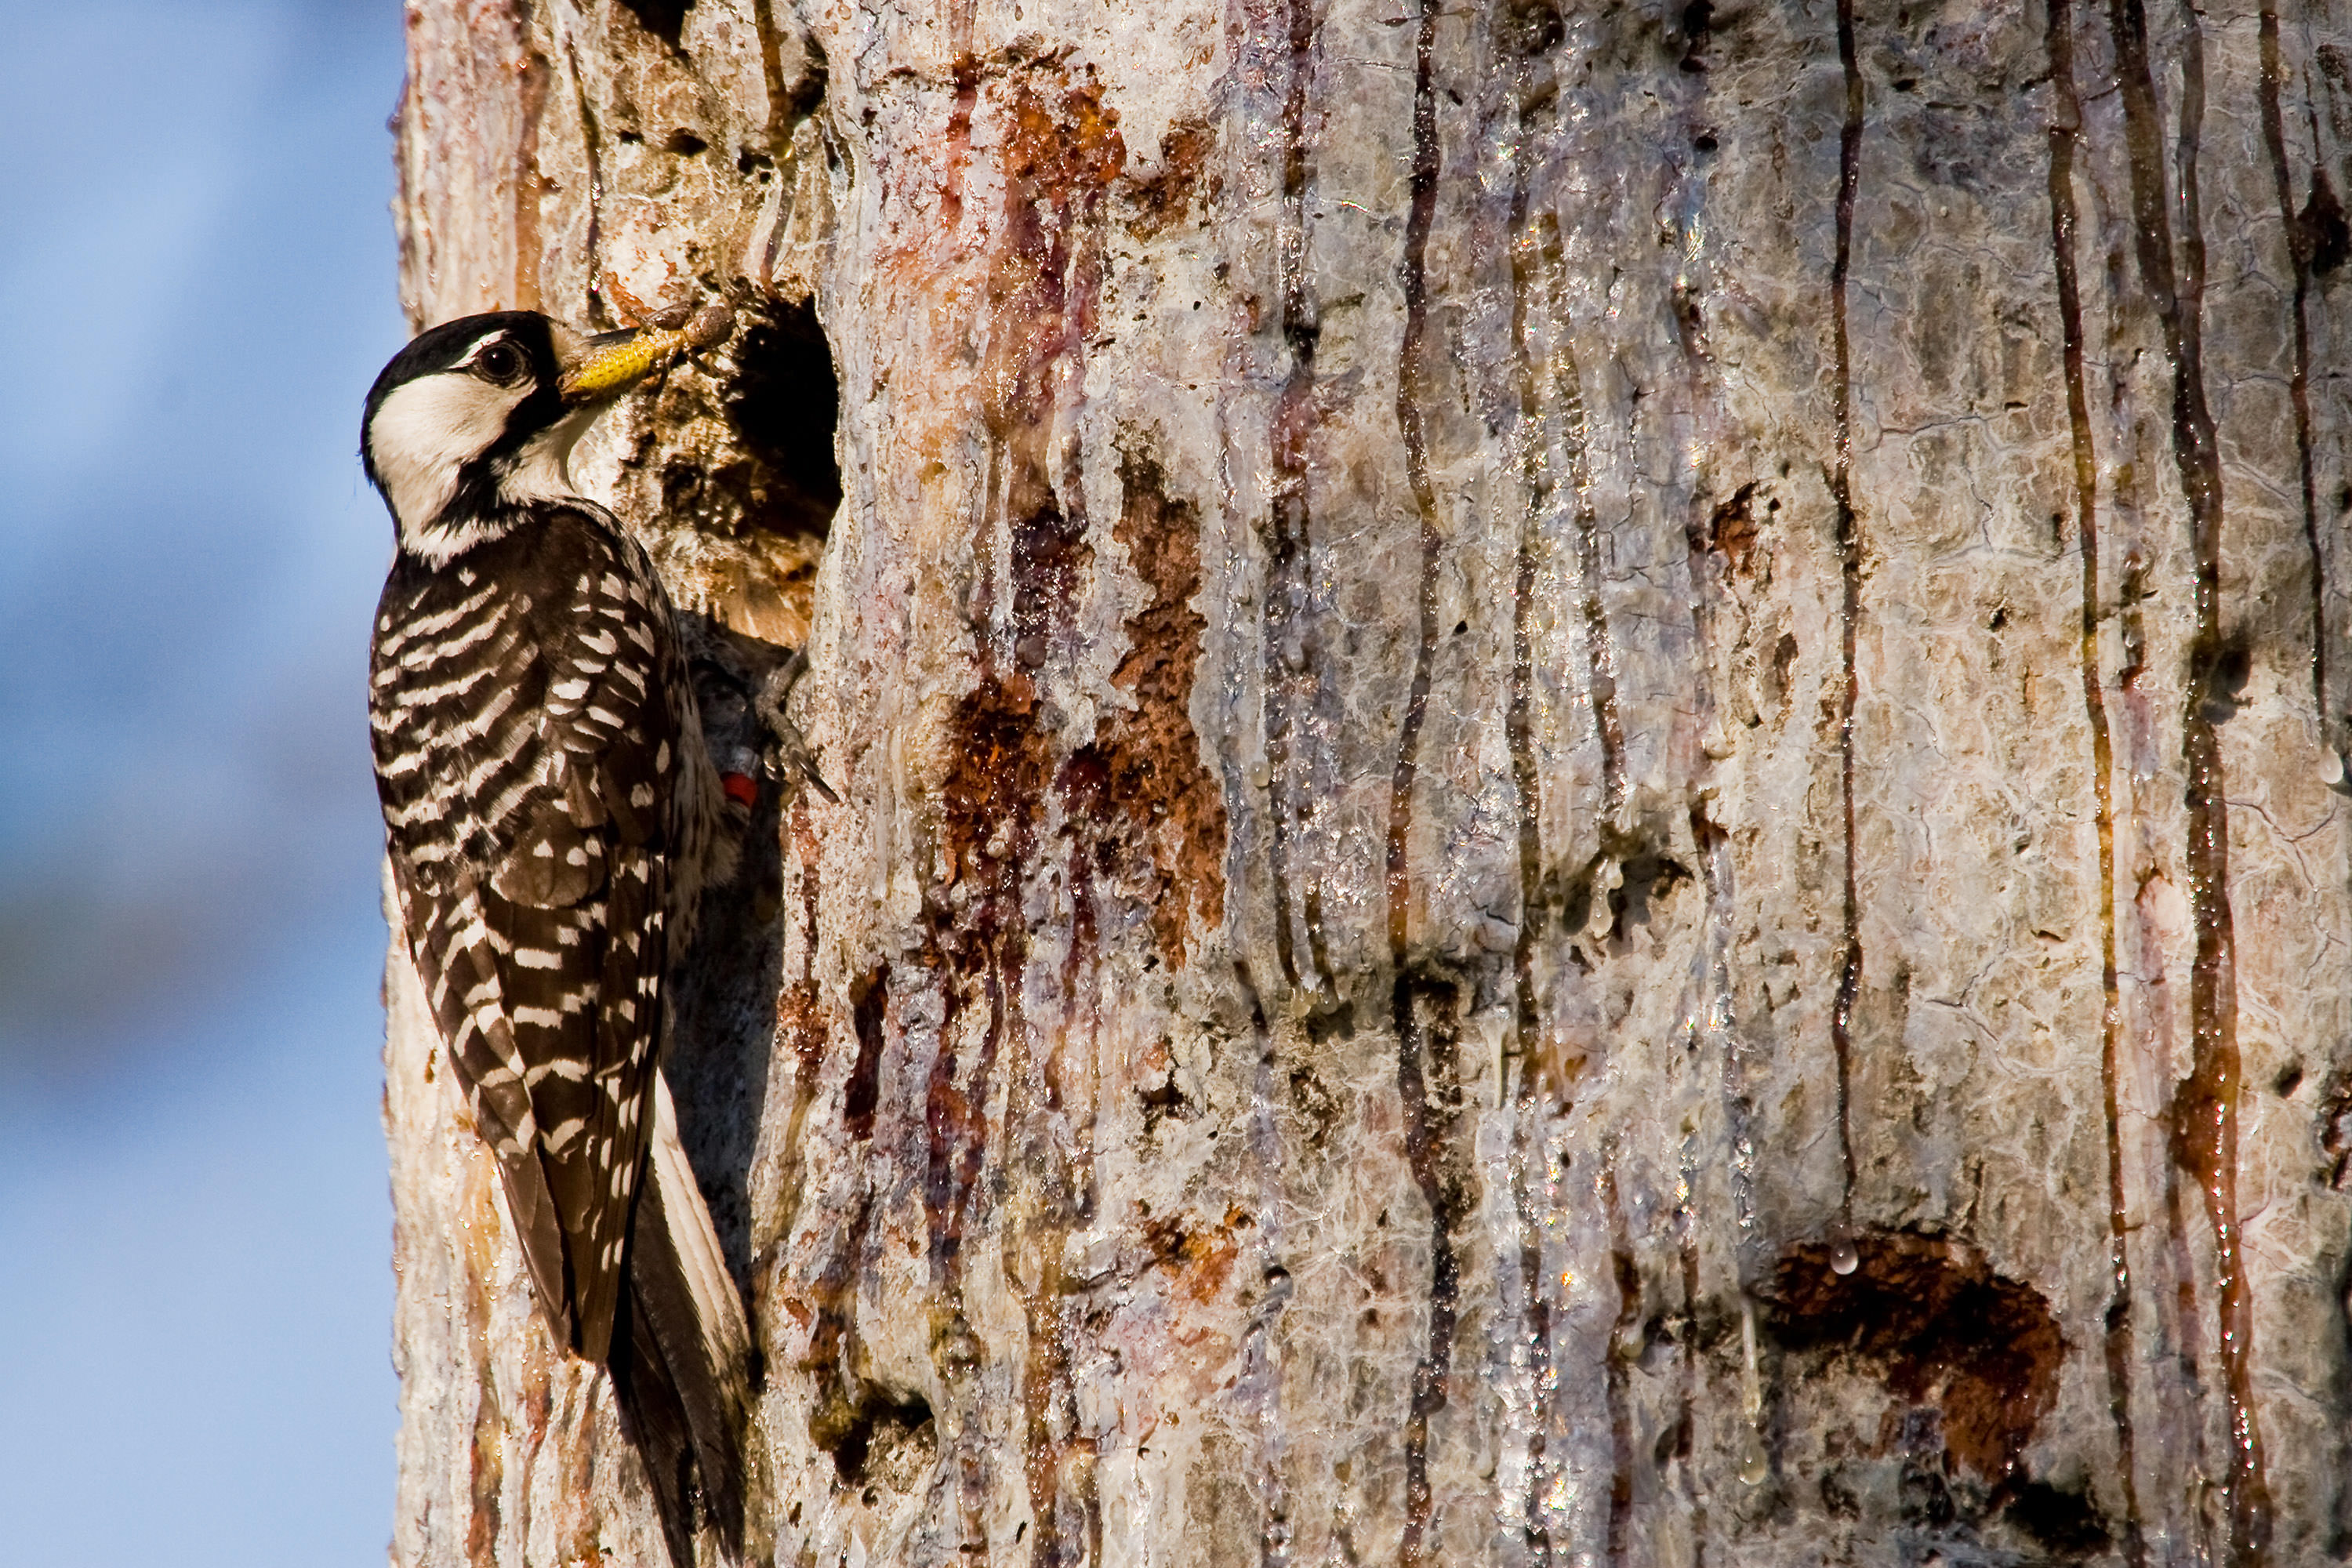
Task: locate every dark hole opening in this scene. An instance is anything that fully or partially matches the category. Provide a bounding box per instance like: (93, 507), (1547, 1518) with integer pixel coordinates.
(727, 295), (844, 541)
(819, 1388), (935, 1486)
(2002, 1478), (2112, 1557)
(844, 967), (887, 1141)
(615, 0), (689, 45)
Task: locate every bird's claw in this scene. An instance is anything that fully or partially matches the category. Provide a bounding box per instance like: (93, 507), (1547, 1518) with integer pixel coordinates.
(756, 652), (838, 805)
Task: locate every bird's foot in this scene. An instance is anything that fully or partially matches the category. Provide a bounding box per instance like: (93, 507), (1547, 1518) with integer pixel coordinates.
(755, 651), (838, 806)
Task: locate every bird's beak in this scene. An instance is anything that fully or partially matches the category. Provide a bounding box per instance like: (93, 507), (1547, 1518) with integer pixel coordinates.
(555, 306), (735, 406)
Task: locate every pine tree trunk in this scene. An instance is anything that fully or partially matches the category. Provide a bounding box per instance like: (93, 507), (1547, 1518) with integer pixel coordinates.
(383, 1), (2352, 1562)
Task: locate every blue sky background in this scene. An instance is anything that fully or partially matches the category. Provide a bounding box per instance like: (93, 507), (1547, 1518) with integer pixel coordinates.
(0, 2), (412, 1560)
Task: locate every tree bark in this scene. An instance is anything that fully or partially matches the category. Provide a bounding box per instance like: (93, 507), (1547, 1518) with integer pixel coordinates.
(384, 0), (2352, 1562)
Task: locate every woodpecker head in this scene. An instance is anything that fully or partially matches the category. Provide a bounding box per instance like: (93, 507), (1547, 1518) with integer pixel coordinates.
(361, 310), (688, 564)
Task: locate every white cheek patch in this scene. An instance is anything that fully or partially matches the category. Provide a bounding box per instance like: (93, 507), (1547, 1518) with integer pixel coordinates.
(497, 402), (602, 511)
(369, 372), (533, 539)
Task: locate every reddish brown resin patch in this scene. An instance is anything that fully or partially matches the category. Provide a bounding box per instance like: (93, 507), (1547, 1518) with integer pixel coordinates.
(1765, 1231), (2062, 1479)
(1123, 117), (1218, 238)
(1063, 454), (1229, 966)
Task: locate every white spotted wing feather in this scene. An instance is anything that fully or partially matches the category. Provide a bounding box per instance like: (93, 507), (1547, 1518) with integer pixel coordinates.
(369, 506), (695, 1363)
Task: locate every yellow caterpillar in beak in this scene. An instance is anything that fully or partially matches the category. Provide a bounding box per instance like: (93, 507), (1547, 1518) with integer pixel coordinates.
(557, 303), (735, 402)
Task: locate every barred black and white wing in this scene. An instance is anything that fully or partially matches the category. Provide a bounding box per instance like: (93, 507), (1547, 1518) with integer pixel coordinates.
(369, 507), (687, 1363)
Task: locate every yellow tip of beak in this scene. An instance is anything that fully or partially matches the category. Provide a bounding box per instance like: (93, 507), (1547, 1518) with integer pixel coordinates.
(557, 325), (694, 402)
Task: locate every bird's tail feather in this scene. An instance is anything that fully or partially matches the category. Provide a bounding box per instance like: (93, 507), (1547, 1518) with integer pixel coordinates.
(612, 1074), (753, 1564)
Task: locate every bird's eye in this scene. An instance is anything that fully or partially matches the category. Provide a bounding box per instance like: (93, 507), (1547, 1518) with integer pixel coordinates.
(475, 343), (523, 383)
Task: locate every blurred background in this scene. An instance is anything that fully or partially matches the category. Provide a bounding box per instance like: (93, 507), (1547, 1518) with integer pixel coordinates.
(1, 2), (410, 1560)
